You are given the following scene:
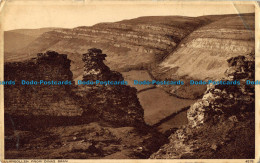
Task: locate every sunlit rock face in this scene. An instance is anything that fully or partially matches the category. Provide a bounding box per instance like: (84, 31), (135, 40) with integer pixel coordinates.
(149, 14), (254, 99)
(153, 15), (254, 81)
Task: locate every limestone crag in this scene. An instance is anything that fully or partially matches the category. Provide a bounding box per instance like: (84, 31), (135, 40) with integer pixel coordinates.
(150, 53), (255, 159)
(187, 53), (254, 128)
(5, 15), (253, 93)
(82, 48), (123, 81)
(76, 48), (145, 126)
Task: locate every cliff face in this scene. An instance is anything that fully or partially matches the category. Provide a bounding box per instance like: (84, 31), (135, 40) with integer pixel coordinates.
(150, 53), (255, 159)
(154, 15), (254, 80)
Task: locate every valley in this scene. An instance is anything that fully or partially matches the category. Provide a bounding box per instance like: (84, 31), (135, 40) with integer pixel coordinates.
(3, 13), (255, 159)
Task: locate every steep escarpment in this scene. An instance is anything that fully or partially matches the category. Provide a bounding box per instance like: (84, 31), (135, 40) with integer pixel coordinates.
(154, 15), (254, 80)
(5, 49), (167, 159)
(150, 53), (255, 159)
(151, 14), (254, 99)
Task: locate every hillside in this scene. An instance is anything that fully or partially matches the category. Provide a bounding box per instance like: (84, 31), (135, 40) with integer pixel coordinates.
(153, 14), (254, 80)
(4, 28), (57, 53)
(4, 32), (36, 53)
(4, 14), (254, 87)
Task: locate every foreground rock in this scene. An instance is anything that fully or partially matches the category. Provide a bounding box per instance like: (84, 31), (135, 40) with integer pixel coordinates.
(150, 53), (255, 159)
(6, 123), (166, 159)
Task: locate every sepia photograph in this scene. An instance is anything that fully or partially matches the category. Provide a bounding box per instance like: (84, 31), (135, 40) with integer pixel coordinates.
(0, 0), (259, 161)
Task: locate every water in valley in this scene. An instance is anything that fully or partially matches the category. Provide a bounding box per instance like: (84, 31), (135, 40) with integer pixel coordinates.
(122, 70), (196, 133)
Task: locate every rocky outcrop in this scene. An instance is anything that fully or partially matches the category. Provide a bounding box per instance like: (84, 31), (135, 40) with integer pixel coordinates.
(75, 48), (145, 126)
(187, 53), (254, 128)
(82, 48), (123, 81)
(5, 49), (145, 126)
(4, 13), (256, 158)
(150, 53), (255, 159)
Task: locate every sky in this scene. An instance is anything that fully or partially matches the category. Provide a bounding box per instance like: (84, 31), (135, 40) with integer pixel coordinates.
(0, 1), (255, 31)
